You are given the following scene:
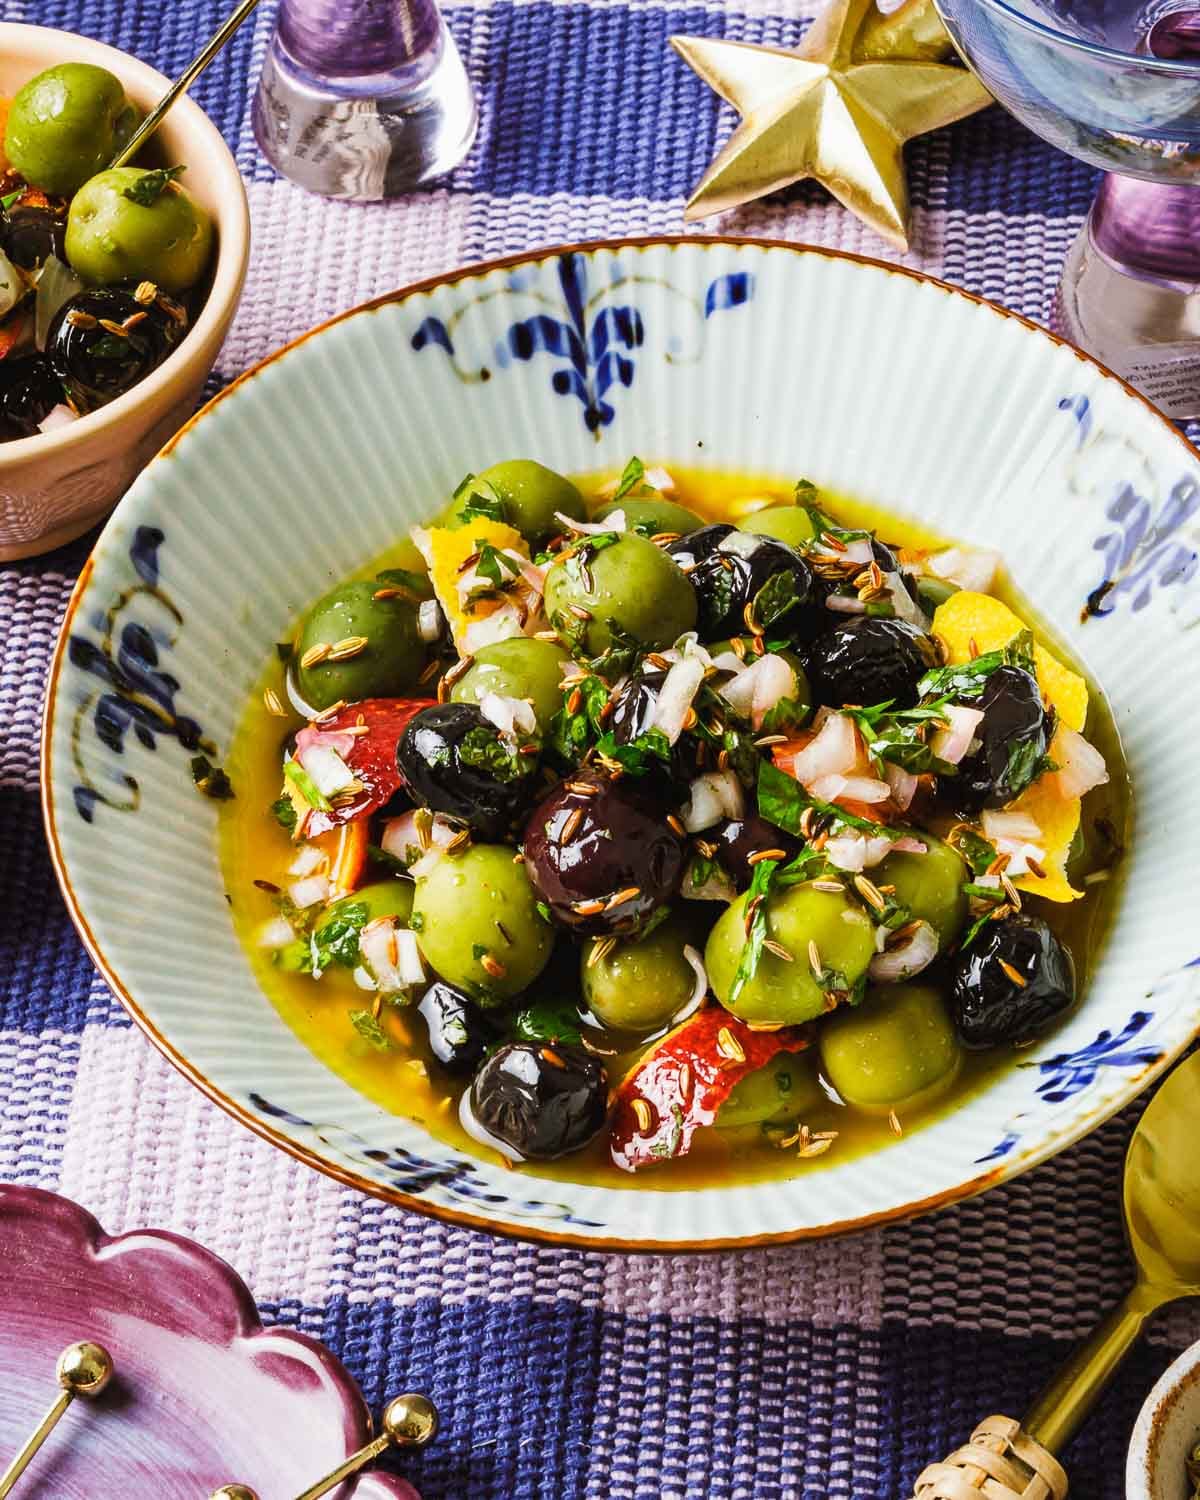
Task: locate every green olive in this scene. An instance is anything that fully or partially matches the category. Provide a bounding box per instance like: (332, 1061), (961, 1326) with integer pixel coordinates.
(916, 576), (959, 613)
(543, 531), (697, 656)
(820, 982), (961, 1115)
(581, 910), (701, 1032)
(594, 496), (704, 538)
(5, 64), (140, 197)
(450, 637), (570, 735)
(442, 460), (585, 544)
(717, 1053), (824, 1128)
(412, 844), (553, 1001)
(740, 506), (818, 548)
(706, 880), (876, 1026)
(294, 580), (427, 711)
(872, 835), (968, 949)
(274, 879), (413, 972)
(65, 168), (214, 295)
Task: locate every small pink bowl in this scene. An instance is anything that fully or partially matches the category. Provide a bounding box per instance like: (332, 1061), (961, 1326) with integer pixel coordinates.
(0, 23), (250, 561)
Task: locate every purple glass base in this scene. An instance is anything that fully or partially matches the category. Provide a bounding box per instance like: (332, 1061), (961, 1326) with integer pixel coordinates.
(1057, 174), (1200, 419)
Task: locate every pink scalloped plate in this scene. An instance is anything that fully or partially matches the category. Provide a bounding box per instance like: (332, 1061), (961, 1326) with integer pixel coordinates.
(0, 1185), (420, 1500)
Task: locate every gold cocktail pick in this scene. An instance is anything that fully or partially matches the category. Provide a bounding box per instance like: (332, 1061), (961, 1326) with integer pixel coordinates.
(210, 1392), (439, 1500)
(0, 1342), (114, 1498)
(108, 0), (264, 169)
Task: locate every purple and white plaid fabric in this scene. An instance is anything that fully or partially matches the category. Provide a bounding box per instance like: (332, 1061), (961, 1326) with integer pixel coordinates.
(1, 0), (1195, 1494)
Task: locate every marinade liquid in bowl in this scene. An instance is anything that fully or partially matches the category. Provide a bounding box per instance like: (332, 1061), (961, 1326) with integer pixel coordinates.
(218, 463), (1129, 1191)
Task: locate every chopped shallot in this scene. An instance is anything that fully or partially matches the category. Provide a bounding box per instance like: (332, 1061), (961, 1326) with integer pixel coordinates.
(257, 916), (297, 949)
(652, 653), (706, 743)
(288, 843), (327, 878)
(884, 763), (919, 811)
(462, 606), (524, 653)
(824, 594), (868, 615)
(926, 546), (1001, 594)
(381, 810), (459, 866)
(480, 691), (538, 739)
(1051, 726), (1109, 799)
(789, 712), (859, 785)
(981, 809), (1042, 844)
(360, 919), (425, 993)
(889, 835), (928, 855)
(682, 770), (744, 831)
(717, 651), (794, 728)
(296, 741), (358, 799)
(295, 725), (356, 760)
(287, 874), (330, 909)
(38, 404), (80, 434)
(418, 599), (444, 642)
(930, 703), (984, 766)
(882, 572), (929, 631)
(673, 945), (709, 1023)
(555, 509), (627, 535)
(869, 920), (939, 983)
(683, 861), (737, 902)
(808, 772), (891, 804)
(824, 832), (897, 872)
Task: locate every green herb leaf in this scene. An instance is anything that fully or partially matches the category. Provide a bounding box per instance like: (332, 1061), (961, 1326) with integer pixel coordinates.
(270, 796), (297, 832)
(729, 857), (779, 1005)
(349, 1008), (391, 1050)
(611, 456), (647, 503)
(688, 853), (718, 890)
(774, 846), (835, 887)
(799, 497), (871, 545)
(844, 700), (956, 777)
(589, 620), (645, 682)
(458, 724), (534, 783)
(308, 901), (370, 973)
(648, 1102), (686, 1159)
(453, 473), (507, 524)
(952, 828), (997, 876)
(512, 1000), (583, 1045)
(757, 759), (886, 837)
(0, 189), (22, 212)
(550, 672), (609, 762)
(191, 754), (234, 801)
(284, 757), (331, 811)
(750, 570), (799, 630)
(122, 165), (186, 207)
(473, 539), (519, 589)
(758, 695), (808, 737)
(367, 842), (411, 876)
(375, 566), (433, 600)
(594, 726), (671, 776)
(536, 900), (553, 924)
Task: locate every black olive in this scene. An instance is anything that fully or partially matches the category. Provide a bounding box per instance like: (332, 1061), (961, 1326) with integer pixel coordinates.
(806, 616), (939, 708)
(416, 980), (497, 1074)
(941, 665), (1050, 814)
(951, 914), (1075, 1047)
(669, 527), (819, 641)
(2, 202), (67, 270)
(607, 667), (690, 787)
(467, 1041), (608, 1159)
(523, 770), (685, 936)
(711, 815), (801, 888)
(396, 702), (539, 839)
(0, 355), (63, 442)
(47, 287), (188, 412)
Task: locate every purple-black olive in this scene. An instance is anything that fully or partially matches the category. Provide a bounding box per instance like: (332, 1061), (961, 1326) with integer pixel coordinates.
(396, 702), (539, 839)
(941, 665), (1050, 814)
(0, 354), (63, 442)
(711, 815), (802, 889)
(523, 770), (685, 936)
(47, 287), (187, 412)
(607, 668), (690, 787)
(467, 1040), (608, 1159)
(416, 980), (497, 1074)
(806, 616), (939, 709)
(669, 526), (819, 641)
(951, 914), (1075, 1048)
(1, 201), (67, 270)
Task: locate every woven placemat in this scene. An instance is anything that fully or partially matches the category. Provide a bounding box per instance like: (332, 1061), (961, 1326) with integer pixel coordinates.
(1, 0), (1196, 1494)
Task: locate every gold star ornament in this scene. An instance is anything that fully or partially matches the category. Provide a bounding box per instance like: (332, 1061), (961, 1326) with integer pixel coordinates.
(671, 0), (991, 250)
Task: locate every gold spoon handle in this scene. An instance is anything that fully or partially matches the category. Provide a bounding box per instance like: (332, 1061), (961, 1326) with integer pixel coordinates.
(1022, 1287), (1152, 1455)
(108, 0), (264, 169)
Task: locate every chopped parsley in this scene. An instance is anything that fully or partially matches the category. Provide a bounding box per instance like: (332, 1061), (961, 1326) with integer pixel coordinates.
(1006, 730), (1059, 802)
(270, 795), (297, 832)
(757, 759), (887, 837)
(472, 539), (520, 590)
(916, 630), (1036, 701)
(844, 699), (957, 777)
(349, 1008), (391, 1050)
(0, 189), (22, 212)
(453, 473), (507, 524)
(191, 754), (234, 800)
(589, 620), (645, 682)
(729, 857), (779, 1006)
(284, 757), (331, 811)
(688, 853), (718, 890)
(594, 726), (671, 776)
(512, 999), (583, 1045)
(758, 695), (809, 737)
(749, 570), (799, 631)
(122, 165), (186, 206)
(611, 456), (648, 503)
(307, 901), (370, 973)
(550, 672), (609, 762)
(458, 724), (533, 783)
(953, 827), (998, 876)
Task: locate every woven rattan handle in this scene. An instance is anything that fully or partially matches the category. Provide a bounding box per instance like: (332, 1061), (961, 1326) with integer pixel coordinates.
(911, 1415), (1068, 1500)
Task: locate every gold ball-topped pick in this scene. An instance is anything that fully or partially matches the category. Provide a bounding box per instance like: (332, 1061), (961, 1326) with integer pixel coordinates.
(55, 1342), (114, 1398)
(671, 0), (992, 249)
(210, 1488), (260, 1500)
(382, 1393), (439, 1448)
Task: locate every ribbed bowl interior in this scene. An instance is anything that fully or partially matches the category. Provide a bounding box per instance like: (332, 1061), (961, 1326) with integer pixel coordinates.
(44, 240), (1200, 1247)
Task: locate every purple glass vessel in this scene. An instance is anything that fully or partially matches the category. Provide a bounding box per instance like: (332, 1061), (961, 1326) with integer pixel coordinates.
(253, 0), (478, 199)
(936, 0), (1200, 417)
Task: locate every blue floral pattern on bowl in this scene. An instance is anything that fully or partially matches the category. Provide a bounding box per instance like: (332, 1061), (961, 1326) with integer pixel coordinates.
(412, 251), (754, 433)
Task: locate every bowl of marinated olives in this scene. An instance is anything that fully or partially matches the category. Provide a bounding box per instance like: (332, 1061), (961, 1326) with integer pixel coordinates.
(43, 238), (1200, 1249)
(0, 23), (249, 560)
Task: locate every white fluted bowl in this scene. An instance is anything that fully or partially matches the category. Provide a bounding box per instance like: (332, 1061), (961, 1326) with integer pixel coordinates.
(42, 238), (1200, 1249)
